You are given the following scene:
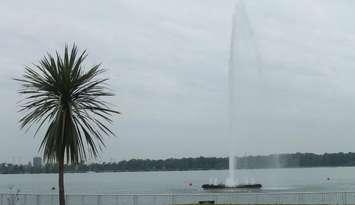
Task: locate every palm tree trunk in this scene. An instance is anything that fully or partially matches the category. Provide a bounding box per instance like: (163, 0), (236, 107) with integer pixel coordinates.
(59, 110), (67, 205)
(59, 158), (65, 205)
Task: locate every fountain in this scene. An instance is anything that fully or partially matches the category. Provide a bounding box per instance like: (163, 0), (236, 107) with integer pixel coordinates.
(225, 153), (236, 187)
(201, 0), (262, 191)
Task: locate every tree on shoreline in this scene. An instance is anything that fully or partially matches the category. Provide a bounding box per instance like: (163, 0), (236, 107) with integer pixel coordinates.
(16, 44), (119, 205)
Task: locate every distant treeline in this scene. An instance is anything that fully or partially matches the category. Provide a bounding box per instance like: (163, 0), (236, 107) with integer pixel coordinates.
(237, 152), (355, 169)
(1, 152), (355, 174)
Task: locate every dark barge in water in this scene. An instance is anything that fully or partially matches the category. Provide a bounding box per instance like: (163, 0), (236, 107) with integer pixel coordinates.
(201, 183), (262, 190)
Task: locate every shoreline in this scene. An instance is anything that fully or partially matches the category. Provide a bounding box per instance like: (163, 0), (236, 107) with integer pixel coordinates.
(0, 165), (354, 175)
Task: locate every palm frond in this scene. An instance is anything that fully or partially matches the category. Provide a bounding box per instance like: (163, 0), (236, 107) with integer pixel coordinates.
(16, 44), (119, 164)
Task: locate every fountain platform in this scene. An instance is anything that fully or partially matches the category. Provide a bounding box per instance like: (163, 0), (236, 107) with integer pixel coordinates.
(201, 183), (262, 190)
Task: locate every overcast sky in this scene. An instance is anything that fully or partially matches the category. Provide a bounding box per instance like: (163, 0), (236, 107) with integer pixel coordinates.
(1, 0), (355, 163)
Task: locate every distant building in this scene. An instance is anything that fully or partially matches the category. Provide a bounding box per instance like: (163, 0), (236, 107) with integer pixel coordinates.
(33, 157), (42, 168)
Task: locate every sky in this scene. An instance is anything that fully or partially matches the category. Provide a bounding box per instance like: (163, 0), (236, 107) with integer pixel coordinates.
(1, 0), (355, 163)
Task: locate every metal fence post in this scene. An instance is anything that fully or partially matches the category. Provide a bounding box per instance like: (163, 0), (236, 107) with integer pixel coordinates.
(81, 195), (85, 205)
(132, 195), (138, 205)
(36, 194), (40, 205)
(299, 193), (303, 205)
(115, 195), (119, 205)
(343, 192), (347, 205)
(97, 195), (101, 205)
(153, 195), (157, 205)
(172, 194), (176, 205)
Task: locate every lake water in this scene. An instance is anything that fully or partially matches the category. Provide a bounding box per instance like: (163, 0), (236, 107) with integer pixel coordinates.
(1, 167), (355, 194)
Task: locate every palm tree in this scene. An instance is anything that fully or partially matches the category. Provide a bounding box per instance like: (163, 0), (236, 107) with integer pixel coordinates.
(16, 44), (119, 205)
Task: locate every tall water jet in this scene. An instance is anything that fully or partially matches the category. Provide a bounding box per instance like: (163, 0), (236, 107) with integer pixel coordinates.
(227, 0), (260, 185)
(225, 153), (236, 187)
(202, 0), (263, 191)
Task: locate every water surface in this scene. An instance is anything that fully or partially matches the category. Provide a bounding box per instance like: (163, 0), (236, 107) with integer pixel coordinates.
(1, 167), (354, 194)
